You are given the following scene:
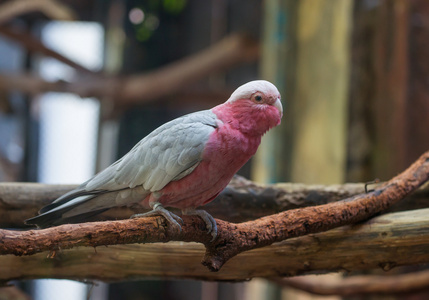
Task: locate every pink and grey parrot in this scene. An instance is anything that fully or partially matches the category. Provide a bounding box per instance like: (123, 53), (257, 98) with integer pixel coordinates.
(26, 80), (283, 239)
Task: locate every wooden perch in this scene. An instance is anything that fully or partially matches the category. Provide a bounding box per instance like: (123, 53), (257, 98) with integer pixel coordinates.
(1, 176), (427, 228)
(1, 151), (428, 275)
(2, 208), (429, 282)
(0, 33), (259, 104)
(0, 177), (368, 228)
(273, 269), (429, 296)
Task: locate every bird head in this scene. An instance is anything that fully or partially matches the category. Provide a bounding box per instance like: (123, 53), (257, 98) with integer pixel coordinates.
(219, 80), (283, 135)
(227, 80), (283, 119)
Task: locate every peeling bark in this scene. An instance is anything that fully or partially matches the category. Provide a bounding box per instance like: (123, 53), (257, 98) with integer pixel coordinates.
(1, 151), (428, 273)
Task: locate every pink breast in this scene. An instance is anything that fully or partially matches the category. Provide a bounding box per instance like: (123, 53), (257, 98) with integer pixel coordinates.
(149, 125), (261, 210)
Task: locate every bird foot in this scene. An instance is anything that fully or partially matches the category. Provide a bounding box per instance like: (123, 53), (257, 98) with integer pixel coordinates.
(183, 209), (218, 242)
(131, 203), (183, 234)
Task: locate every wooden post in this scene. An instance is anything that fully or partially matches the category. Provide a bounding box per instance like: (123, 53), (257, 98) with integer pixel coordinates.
(255, 0), (352, 185)
(253, 0), (297, 184)
(347, 0), (429, 183)
(372, 0), (409, 180)
(291, 0), (352, 184)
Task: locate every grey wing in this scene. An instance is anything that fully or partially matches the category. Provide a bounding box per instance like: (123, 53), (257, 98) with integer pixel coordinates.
(84, 110), (218, 193)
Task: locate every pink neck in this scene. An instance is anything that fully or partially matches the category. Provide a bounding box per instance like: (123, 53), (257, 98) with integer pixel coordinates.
(212, 100), (281, 137)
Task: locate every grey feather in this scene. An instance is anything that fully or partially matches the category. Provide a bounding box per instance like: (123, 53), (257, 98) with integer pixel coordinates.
(25, 109), (218, 227)
(85, 110), (218, 192)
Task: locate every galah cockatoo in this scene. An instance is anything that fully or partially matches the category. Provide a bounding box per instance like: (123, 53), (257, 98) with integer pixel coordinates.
(26, 80), (283, 239)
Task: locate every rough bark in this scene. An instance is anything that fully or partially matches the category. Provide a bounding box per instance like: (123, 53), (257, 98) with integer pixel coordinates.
(1, 151), (428, 273)
(2, 208), (429, 282)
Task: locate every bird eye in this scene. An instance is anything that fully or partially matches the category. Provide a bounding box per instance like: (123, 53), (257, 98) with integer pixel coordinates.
(253, 94), (263, 103)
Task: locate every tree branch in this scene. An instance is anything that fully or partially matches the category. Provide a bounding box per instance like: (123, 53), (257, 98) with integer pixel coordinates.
(0, 177), (368, 228)
(2, 207), (429, 281)
(272, 269), (429, 296)
(201, 150), (429, 271)
(1, 176), (427, 228)
(1, 151), (428, 273)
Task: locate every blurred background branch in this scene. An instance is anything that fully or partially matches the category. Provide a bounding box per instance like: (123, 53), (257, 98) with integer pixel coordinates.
(0, 26), (96, 74)
(0, 0), (75, 24)
(0, 33), (258, 106)
(272, 269), (429, 296)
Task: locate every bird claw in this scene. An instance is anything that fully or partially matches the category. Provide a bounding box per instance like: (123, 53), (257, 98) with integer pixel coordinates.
(131, 205), (217, 241)
(183, 209), (218, 242)
(131, 204), (183, 234)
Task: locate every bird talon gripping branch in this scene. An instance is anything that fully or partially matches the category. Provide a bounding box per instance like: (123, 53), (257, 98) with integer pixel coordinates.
(25, 80), (283, 241)
(182, 209), (218, 241)
(131, 203), (183, 233)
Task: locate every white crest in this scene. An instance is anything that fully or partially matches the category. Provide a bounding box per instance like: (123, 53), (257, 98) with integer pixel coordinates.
(227, 80), (280, 103)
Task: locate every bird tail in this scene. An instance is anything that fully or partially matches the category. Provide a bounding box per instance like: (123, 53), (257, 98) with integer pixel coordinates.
(25, 187), (149, 228)
(25, 193), (107, 228)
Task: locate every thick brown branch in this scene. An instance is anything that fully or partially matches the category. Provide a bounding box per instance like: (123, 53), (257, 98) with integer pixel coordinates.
(0, 33), (259, 103)
(2, 177), (427, 228)
(202, 150), (429, 270)
(273, 269), (429, 296)
(0, 178), (367, 227)
(3, 208), (429, 281)
(0, 151), (428, 273)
